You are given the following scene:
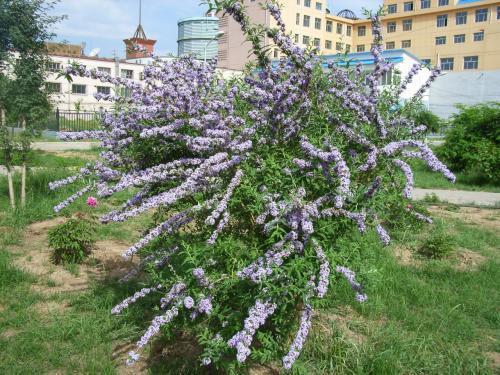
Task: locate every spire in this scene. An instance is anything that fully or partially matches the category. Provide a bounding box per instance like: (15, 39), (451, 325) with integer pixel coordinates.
(133, 0), (147, 39)
(123, 0), (156, 60)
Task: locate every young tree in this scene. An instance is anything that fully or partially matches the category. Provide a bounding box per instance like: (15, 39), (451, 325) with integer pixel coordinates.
(0, 0), (61, 207)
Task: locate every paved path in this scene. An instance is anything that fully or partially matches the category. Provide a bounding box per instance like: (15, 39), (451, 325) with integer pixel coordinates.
(413, 188), (500, 207)
(32, 141), (100, 151)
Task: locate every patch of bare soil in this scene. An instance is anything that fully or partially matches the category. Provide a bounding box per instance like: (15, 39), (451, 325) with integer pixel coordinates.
(452, 248), (487, 271)
(315, 306), (367, 344)
(113, 342), (149, 375)
(249, 364), (280, 375)
(428, 206), (500, 232)
(34, 300), (69, 315)
(485, 352), (500, 372)
(0, 328), (19, 339)
(11, 218), (136, 296)
(393, 246), (420, 267)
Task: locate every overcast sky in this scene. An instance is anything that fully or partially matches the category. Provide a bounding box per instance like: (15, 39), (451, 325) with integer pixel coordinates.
(49, 0), (380, 58)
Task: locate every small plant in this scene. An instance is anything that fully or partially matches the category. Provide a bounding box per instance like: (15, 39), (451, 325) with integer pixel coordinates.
(48, 217), (95, 264)
(417, 226), (455, 259)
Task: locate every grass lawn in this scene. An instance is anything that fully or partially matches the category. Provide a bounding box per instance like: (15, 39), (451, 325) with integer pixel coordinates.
(411, 159), (500, 193)
(0, 171), (498, 374)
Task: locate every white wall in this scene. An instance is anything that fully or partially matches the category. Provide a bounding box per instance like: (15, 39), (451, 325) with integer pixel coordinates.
(429, 70), (500, 118)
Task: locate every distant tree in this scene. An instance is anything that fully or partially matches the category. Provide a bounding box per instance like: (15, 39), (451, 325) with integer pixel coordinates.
(0, 0), (62, 207)
(438, 102), (500, 184)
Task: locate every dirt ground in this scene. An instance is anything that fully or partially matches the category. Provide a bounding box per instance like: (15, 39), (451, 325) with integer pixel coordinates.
(10, 218), (136, 296)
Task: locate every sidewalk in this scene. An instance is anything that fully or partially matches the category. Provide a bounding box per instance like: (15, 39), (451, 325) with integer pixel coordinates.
(32, 141), (100, 151)
(413, 188), (500, 207)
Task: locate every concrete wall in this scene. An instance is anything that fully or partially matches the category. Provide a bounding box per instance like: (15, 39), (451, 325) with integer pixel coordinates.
(429, 69), (500, 117)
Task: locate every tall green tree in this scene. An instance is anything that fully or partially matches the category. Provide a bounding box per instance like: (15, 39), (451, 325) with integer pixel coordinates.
(0, 0), (61, 207)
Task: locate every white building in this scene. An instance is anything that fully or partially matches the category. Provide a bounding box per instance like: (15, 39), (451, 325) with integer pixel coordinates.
(46, 54), (145, 112)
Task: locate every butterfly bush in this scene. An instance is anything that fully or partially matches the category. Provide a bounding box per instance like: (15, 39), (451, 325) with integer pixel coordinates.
(51, 0), (453, 370)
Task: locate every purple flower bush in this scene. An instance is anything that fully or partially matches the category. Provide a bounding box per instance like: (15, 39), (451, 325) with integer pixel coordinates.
(51, 0), (454, 371)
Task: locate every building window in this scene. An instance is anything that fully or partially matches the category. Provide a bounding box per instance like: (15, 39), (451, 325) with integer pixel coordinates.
(336, 42), (343, 51)
(404, 2), (414, 12)
(497, 6), (500, 20)
(436, 36), (446, 46)
(121, 69), (133, 79)
(387, 4), (397, 14)
(421, 58), (431, 65)
(303, 35), (310, 45)
(314, 38), (320, 48)
(326, 20), (333, 32)
(325, 40), (332, 49)
(98, 67), (111, 74)
(386, 41), (395, 49)
(294, 34), (299, 43)
(303, 15), (310, 27)
(475, 9), (487, 22)
(403, 19), (413, 31)
(420, 0), (430, 9)
(357, 44), (365, 52)
(296, 13), (300, 25)
(336, 23), (342, 34)
(464, 56), (478, 69)
(438, 0), (449, 6)
(387, 21), (396, 33)
(456, 11), (467, 25)
(346, 25), (352, 36)
(381, 70), (393, 85)
(315, 2), (322, 10)
(297, 0), (300, 4)
(437, 14), (448, 27)
(96, 86), (111, 95)
(273, 49), (279, 58)
(440, 57), (454, 71)
(46, 61), (61, 73)
(72, 84), (86, 95)
(402, 40), (411, 48)
(46, 82), (61, 93)
(474, 31), (484, 41)
(435, 36), (446, 45)
(358, 26), (366, 36)
(454, 34), (465, 43)
(304, 0), (311, 7)
(314, 18), (321, 30)
(120, 87), (132, 98)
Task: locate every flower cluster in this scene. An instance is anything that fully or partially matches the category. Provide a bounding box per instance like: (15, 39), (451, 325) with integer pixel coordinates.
(51, 0), (453, 370)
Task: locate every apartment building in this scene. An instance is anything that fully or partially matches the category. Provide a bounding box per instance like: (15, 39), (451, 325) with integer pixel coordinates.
(218, 0), (500, 72)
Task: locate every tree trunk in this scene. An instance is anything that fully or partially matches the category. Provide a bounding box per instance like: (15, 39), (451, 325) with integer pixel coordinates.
(21, 118), (26, 207)
(0, 108), (15, 209)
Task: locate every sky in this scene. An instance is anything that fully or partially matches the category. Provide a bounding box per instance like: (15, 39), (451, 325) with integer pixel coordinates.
(49, 0), (379, 58)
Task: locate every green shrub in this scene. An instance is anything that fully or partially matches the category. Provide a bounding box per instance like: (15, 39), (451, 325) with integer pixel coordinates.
(417, 226), (455, 259)
(48, 217), (95, 264)
(410, 105), (443, 134)
(438, 103), (500, 184)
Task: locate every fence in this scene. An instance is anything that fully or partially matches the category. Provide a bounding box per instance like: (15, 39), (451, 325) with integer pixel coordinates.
(46, 109), (102, 132)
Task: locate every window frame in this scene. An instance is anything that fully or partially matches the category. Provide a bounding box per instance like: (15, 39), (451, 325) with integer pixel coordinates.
(420, 0), (430, 9)
(456, 11), (467, 25)
(71, 84), (86, 95)
(387, 4), (397, 14)
(46, 82), (61, 93)
(303, 15), (310, 27)
(386, 41), (396, 50)
(473, 31), (484, 41)
(437, 14), (448, 27)
(387, 21), (397, 33)
(454, 34), (465, 43)
(357, 25), (366, 37)
(440, 57), (454, 71)
(435, 36), (446, 45)
(403, 19), (413, 31)
(464, 56), (478, 70)
(475, 9), (487, 23)
(404, 1), (414, 12)
(401, 39), (412, 48)
(96, 86), (111, 95)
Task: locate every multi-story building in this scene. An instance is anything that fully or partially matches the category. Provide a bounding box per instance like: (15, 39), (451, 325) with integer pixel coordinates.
(218, 0), (500, 72)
